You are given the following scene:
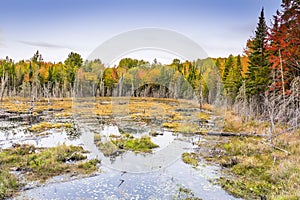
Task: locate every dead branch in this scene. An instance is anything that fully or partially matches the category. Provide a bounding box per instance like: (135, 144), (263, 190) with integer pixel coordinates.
(268, 124), (300, 141)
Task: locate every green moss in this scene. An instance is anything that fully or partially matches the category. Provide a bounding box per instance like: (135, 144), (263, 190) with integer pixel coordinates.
(77, 159), (100, 173)
(0, 144), (99, 192)
(182, 152), (199, 167)
(218, 177), (273, 199)
(0, 170), (20, 199)
(112, 135), (159, 153)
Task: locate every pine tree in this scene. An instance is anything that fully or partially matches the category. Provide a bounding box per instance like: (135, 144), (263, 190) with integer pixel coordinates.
(245, 8), (271, 98)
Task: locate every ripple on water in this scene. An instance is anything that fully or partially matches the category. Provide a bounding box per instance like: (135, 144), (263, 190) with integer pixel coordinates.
(1, 121), (239, 200)
(16, 160), (240, 200)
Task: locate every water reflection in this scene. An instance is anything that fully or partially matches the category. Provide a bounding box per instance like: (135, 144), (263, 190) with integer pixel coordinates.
(1, 116), (239, 200)
(16, 160), (240, 200)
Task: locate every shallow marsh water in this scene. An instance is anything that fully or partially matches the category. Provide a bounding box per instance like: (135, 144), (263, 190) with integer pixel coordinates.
(0, 99), (240, 200)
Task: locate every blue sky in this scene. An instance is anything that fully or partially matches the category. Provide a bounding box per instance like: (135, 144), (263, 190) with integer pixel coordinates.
(0, 0), (282, 63)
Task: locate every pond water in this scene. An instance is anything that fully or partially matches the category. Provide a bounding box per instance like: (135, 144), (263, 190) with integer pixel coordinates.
(1, 106), (239, 200)
(16, 160), (237, 200)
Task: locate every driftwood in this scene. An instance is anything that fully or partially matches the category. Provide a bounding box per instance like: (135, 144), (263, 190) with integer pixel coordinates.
(206, 132), (266, 137)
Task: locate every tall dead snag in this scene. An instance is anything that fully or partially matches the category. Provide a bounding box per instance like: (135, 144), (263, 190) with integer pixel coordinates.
(0, 73), (8, 103)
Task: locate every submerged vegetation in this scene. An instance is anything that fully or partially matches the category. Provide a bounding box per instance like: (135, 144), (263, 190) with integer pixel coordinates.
(0, 144), (100, 199)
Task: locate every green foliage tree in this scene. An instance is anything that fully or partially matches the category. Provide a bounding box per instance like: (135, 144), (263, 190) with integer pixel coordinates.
(245, 8), (271, 98)
(223, 55), (235, 81)
(31, 50), (43, 63)
(222, 55), (243, 104)
(64, 52), (83, 90)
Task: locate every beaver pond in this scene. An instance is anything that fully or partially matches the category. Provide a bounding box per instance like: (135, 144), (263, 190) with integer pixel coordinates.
(0, 97), (240, 200)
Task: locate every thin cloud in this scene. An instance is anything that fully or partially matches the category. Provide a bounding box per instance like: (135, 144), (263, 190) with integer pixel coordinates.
(18, 40), (69, 49)
(232, 23), (256, 36)
(0, 29), (3, 46)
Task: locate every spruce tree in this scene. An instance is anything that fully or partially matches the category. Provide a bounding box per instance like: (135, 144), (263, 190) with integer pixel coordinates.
(245, 8), (271, 98)
(235, 55), (243, 89)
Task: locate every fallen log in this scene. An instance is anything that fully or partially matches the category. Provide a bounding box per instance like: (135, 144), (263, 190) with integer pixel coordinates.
(206, 132), (266, 137)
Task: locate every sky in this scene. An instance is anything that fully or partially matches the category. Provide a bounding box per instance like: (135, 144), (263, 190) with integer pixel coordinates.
(0, 0), (282, 64)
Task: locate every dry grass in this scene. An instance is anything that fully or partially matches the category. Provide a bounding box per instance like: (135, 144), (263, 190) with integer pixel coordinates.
(28, 121), (72, 132)
(223, 111), (269, 134)
(207, 132), (300, 199)
(0, 98), (73, 114)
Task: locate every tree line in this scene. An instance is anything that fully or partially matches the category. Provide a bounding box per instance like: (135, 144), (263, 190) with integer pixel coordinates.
(0, 51), (221, 104)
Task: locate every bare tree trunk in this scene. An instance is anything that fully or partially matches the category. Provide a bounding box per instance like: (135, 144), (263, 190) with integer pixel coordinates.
(279, 49), (286, 114)
(119, 74), (123, 97)
(0, 74), (8, 102)
(199, 82), (203, 111)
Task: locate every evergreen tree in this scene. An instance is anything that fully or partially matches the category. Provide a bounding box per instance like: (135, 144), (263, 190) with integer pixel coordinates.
(223, 54), (235, 81)
(235, 55), (243, 89)
(223, 55), (243, 104)
(245, 8), (271, 98)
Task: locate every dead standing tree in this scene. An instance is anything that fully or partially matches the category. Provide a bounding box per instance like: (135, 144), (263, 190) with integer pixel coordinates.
(265, 77), (300, 143)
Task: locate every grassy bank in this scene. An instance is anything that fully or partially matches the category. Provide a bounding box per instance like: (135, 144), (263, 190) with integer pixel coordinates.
(202, 111), (300, 199)
(0, 144), (100, 199)
(209, 134), (300, 199)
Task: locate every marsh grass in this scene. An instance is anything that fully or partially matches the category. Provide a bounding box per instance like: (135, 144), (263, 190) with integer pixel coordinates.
(28, 121), (73, 132)
(223, 111), (269, 134)
(0, 144), (99, 199)
(163, 122), (205, 134)
(1, 98), (73, 114)
(96, 141), (119, 156)
(0, 170), (20, 199)
(111, 134), (159, 153)
(207, 134), (300, 199)
(177, 186), (202, 200)
(182, 152), (199, 167)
